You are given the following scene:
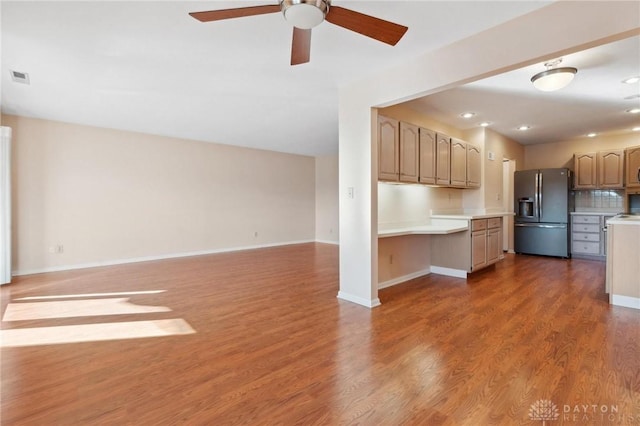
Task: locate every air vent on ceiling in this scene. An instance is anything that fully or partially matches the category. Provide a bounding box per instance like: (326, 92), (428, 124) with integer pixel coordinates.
(10, 70), (30, 85)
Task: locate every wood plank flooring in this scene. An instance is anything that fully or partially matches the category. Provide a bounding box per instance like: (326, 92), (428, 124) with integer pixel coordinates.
(1, 243), (639, 425)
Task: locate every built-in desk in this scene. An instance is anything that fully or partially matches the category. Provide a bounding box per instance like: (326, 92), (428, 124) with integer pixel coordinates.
(377, 212), (511, 289)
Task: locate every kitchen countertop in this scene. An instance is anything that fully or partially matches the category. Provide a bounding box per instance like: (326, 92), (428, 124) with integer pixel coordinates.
(378, 219), (469, 238)
(431, 211), (514, 220)
(570, 211), (620, 216)
(607, 215), (640, 225)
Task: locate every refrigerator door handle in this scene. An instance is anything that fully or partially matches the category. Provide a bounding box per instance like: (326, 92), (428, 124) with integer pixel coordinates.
(515, 223), (567, 229)
(534, 172), (540, 220)
(538, 172), (543, 219)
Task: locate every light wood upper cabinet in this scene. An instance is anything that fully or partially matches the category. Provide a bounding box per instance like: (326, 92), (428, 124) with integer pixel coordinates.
(436, 133), (451, 186)
(598, 150), (624, 189)
(450, 138), (467, 187)
(399, 122), (419, 183)
(419, 127), (436, 184)
(378, 115), (399, 181)
(466, 144), (481, 188)
(574, 152), (597, 189)
(376, 116), (481, 189)
(626, 145), (640, 188)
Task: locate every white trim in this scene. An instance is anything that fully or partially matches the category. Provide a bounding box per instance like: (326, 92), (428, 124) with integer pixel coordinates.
(12, 240), (316, 276)
(507, 249), (516, 254)
(315, 239), (339, 245)
(611, 294), (640, 310)
(337, 291), (381, 308)
(430, 266), (468, 279)
(378, 268), (431, 289)
(0, 127), (11, 285)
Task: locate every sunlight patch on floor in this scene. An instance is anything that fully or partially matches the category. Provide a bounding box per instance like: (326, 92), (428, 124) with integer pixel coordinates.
(2, 298), (171, 321)
(14, 290), (167, 301)
(0, 319), (195, 347)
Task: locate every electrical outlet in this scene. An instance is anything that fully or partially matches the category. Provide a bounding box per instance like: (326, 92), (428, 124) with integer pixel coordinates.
(56, 245), (64, 253)
(347, 187), (354, 199)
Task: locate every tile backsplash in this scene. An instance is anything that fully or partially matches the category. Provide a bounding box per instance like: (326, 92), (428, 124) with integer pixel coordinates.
(574, 189), (624, 211)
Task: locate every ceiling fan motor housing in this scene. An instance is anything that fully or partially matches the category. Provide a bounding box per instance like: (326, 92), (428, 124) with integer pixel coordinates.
(280, 0), (330, 29)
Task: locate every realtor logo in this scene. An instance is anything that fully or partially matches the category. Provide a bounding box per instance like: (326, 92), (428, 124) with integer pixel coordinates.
(529, 399), (560, 425)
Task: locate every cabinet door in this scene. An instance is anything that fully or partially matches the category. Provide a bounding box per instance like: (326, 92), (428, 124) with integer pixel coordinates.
(399, 122), (419, 183)
(626, 146), (640, 187)
(598, 150), (624, 188)
(419, 127), (436, 184)
(487, 228), (501, 264)
(466, 144), (481, 188)
(471, 230), (487, 270)
(436, 133), (451, 186)
(574, 152), (597, 189)
(378, 115), (399, 181)
(450, 138), (467, 187)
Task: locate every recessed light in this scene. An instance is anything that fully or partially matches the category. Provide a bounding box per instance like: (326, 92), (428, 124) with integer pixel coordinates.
(460, 112), (475, 119)
(586, 132), (597, 138)
(633, 127), (640, 132)
(627, 108), (640, 114)
(479, 122), (491, 127)
(517, 125), (530, 131)
(622, 76), (640, 84)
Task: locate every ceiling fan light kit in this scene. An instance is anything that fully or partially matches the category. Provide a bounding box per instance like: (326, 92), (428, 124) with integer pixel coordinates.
(281, 0), (329, 29)
(189, 0), (408, 66)
(531, 58), (577, 92)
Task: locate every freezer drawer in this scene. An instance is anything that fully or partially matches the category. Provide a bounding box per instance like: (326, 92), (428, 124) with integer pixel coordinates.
(514, 223), (569, 258)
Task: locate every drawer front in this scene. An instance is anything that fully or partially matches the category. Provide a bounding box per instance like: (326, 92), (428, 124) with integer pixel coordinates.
(572, 223), (600, 233)
(572, 241), (600, 255)
(572, 215), (600, 224)
(472, 219), (487, 231)
(572, 232), (600, 242)
(487, 217), (502, 229)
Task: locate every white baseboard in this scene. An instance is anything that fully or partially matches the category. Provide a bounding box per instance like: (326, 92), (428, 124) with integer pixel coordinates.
(12, 239), (316, 276)
(337, 291), (381, 308)
(315, 239), (339, 245)
(430, 266), (468, 279)
(611, 294), (640, 310)
(378, 268), (431, 290)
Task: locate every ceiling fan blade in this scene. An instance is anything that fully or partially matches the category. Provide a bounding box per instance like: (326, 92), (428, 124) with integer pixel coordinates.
(291, 27), (311, 66)
(189, 5), (280, 22)
(325, 6), (408, 46)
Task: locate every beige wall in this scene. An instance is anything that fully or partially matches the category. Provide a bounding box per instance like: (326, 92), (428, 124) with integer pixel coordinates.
(5, 114), (316, 274)
(315, 154), (339, 244)
(525, 132), (640, 170)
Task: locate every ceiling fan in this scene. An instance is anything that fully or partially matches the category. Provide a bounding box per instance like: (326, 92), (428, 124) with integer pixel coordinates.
(189, 0), (409, 66)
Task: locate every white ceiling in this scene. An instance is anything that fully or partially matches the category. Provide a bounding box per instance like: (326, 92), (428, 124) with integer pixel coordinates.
(1, 1), (554, 156)
(405, 35), (640, 145)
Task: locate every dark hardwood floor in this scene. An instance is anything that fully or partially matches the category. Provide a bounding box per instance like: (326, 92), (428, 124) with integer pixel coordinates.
(1, 244), (639, 425)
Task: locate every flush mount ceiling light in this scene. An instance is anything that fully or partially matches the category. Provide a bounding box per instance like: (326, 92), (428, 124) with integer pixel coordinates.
(281, 0), (329, 29)
(479, 121), (491, 127)
(460, 112), (475, 119)
(531, 58), (577, 92)
(622, 76), (640, 84)
(627, 108), (640, 114)
(517, 125), (530, 131)
(633, 127), (640, 132)
(587, 132), (597, 138)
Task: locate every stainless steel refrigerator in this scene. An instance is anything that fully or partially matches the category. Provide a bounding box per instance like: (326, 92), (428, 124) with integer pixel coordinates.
(514, 168), (571, 257)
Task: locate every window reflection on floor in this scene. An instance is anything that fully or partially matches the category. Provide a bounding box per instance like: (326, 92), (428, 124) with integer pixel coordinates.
(1, 290), (195, 347)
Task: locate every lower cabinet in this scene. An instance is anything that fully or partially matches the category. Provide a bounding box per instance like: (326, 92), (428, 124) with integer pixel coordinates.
(430, 216), (504, 274)
(571, 214), (614, 259)
(471, 217), (503, 271)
